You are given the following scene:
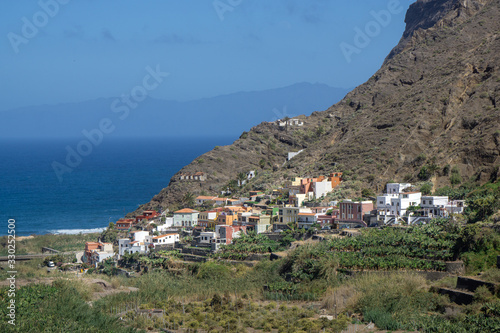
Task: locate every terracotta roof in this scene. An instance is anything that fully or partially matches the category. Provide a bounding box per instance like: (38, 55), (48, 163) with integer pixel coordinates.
(298, 213), (316, 216)
(196, 196), (217, 200)
(174, 208), (199, 214)
(152, 233), (177, 239)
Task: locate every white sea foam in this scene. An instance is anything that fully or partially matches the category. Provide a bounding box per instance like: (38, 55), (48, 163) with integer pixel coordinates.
(48, 227), (106, 235)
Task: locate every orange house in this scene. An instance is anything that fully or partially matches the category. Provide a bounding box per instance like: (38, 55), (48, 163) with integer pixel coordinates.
(216, 213), (237, 226)
(329, 172), (343, 188)
(116, 218), (134, 230)
(135, 210), (159, 223)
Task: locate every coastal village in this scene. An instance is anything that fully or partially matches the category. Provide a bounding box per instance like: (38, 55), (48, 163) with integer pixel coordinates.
(81, 168), (467, 268)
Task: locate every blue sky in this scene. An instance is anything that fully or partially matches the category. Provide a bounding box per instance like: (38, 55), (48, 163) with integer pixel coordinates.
(0, 0), (416, 111)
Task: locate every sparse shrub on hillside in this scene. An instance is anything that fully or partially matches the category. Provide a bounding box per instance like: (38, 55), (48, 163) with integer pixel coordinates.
(451, 166), (462, 186)
(415, 153), (427, 165)
(361, 188), (375, 198)
(420, 183), (433, 195)
(443, 164), (451, 176)
(418, 166), (431, 181)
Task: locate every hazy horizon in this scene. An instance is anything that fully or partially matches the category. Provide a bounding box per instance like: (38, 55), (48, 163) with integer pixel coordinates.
(2, 1), (416, 111)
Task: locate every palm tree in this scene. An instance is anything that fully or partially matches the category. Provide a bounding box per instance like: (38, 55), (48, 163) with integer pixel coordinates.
(182, 192), (195, 208)
(237, 172), (246, 187)
(227, 180), (238, 193)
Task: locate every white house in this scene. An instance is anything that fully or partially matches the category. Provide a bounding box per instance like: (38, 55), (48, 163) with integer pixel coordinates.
(146, 233), (179, 248)
(129, 241), (148, 255)
(389, 192), (421, 217)
(298, 213), (317, 229)
(118, 238), (131, 258)
(156, 217), (174, 233)
(377, 183), (419, 222)
(247, 170), (256, 180)
(445, 200), (466, 215)
(312, 179), (333, 199)
(118, 238), (148, 257)
(130, 230), (149, 242)
(386, 183), (412, 194)
(200, 231), (217, 244)
(421, 196), (466, 218)
(279, 118), (304, 127)
(173, 208), (199, 227)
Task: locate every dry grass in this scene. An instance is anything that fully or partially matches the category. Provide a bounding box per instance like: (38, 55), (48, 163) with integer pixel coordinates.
(322, 284), (360, 314)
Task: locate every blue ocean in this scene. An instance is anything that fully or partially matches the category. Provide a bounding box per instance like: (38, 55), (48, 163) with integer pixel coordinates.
(0, 136), (235, 236)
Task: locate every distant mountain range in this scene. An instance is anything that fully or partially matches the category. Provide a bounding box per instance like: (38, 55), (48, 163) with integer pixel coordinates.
(0, 83), (350, 139)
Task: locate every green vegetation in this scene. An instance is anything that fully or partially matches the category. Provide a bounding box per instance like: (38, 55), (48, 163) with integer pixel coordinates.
(216, 232), (294, 260)
(0, 233), (100, 255)
(0, 281), (136, 332)
(450, 166), (462, 186)
(101, 222), (119, 243)
(420, 182), (433, 195)
(281, 221), (456, 281)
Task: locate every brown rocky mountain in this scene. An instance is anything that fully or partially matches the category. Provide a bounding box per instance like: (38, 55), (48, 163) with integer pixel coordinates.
(132, 0), (500, 214)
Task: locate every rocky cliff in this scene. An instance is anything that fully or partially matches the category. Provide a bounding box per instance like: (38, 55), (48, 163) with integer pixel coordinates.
(132, 0), (500, 214)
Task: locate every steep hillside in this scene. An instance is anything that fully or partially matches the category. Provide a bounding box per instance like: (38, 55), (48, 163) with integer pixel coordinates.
(133, 0), (500, 214)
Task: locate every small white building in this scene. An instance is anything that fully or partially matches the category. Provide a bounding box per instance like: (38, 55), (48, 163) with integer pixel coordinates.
(386, 183), (412, 194)
(146, 233), (179, 248)
(279, 118), (304, 127)
(247, 170), (256, 180)
(173, 208), (199, 227)
(156, 217), (174, 233)
(312, 179), (333, 199)
(445, 200), (466, 215)
(200, 232), (217, 244)
(129, 230), (150, 243)
(118, 238), (148, 258)
(298, 213), (317, 229)
(118, 238), (131, 258)
(389, 192), (421, 217)
(129, 241), (148, 254)
(421, 196), (466, 218)
(377, 183), (419, 222)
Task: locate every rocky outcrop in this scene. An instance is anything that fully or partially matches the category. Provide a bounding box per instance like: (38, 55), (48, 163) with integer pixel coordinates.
(385, 0), (490, 61)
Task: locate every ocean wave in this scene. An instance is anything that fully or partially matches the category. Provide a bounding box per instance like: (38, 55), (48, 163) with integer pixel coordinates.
(48, 227), (106, 235)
